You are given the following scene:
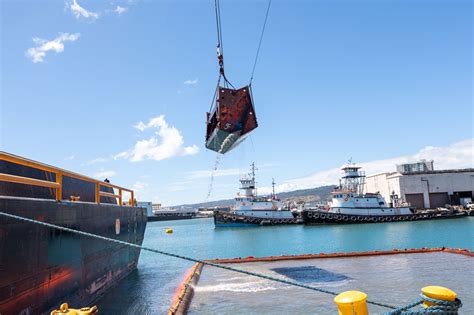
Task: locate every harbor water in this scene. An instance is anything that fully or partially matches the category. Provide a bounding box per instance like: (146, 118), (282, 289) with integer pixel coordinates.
(98, 217), (474, 314)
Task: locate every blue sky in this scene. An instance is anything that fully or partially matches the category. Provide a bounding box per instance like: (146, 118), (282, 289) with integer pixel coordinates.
(1, 0), (472, 205)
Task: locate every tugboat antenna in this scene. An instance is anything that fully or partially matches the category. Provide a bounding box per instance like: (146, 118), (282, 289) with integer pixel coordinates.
(272, 178), (276, 199)
(250, 162), (257, 182)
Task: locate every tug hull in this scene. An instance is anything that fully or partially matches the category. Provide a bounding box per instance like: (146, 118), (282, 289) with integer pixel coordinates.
(301, 210), (467, 224)
(214, 210), (298, 227)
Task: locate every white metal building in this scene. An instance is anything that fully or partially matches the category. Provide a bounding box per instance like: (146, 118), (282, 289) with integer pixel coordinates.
(365, 162), (474, 209)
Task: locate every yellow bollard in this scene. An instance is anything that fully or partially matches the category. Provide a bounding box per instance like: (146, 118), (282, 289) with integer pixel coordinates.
(165, 228), (173, 234)
(50, 303), (98, 315)
(421, 286), (457, 308)
(334, 291), (368, 315)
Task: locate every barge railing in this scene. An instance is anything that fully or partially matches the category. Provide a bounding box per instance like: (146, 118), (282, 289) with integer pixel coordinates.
(0, 151), (135, 206)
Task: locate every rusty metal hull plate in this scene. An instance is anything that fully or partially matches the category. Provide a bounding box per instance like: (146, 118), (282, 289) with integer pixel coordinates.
(205, 85), (258, 154)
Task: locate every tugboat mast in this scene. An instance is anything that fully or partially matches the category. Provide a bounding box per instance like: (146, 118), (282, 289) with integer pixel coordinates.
(272, 178), (276, 200)
(249, 162), (256, 182)
(249, 162), (257, 196)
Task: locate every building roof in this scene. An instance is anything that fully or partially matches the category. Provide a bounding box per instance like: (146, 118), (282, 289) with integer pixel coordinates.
(367, 168), (474, 178)
(400, 168), (474, 176)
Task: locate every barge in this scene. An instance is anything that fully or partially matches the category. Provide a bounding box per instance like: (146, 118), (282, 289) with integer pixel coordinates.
(171, 248), (473, 314)
(0, 152), (147, 314)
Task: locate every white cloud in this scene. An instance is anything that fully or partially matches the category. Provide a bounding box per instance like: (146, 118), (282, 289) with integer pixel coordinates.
(259, 139), (474, 195)
(114, 6), (128, 15)
(82, 157), (108, 166)
(64, 155), (75, 160)
(94, 170), (116, 179)
(185, 168), (242, 180)
(68, 0), (99, 20)
(184, 163), (276, 180)
(116, 115), (199, 162)
(184, 78), (198, 85)
(168, 181), (193, 192)
(26, 33), (80, 63)
(133, 181), (148, 190)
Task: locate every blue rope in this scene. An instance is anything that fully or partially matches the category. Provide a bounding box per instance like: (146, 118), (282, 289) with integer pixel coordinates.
(384, 293), (462, 314)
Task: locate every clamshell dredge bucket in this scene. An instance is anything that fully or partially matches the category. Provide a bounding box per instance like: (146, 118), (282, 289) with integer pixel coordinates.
(205, 85), (258, 154)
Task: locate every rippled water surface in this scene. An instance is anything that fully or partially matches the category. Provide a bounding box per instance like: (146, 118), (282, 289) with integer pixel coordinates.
(98, 217), (474, 314)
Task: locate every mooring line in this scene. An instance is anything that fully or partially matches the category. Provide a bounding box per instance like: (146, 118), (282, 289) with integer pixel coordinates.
(0, 211), (397, 310)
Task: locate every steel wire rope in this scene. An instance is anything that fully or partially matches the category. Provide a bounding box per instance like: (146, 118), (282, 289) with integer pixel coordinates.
(214, 0), (235, 89)
(0, 210), (397, 311)
(249, 0), (272, 85)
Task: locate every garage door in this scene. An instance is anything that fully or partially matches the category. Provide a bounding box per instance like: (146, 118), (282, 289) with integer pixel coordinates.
(429, 192), (449, 208)
(405, 193), (424, 209)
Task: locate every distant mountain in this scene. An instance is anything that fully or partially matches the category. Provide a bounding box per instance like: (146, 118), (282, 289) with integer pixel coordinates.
(176, 185), (336, 208)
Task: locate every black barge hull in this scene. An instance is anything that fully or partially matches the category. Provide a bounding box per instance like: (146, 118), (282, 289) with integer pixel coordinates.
(301, 210), (467, 225)
(147, 214), (195, 222)
(0, 197), (147, 314)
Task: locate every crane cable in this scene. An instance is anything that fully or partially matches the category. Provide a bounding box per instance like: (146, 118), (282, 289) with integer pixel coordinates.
(214, 0), (234, 89)
(250, 0), (272, 85)
(214, 0), (272, 88)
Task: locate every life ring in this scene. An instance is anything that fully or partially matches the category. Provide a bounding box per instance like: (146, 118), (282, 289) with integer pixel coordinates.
(344, 198), (349, 201)
(342, 216), (348, 221)
(232, 216), (237, 222)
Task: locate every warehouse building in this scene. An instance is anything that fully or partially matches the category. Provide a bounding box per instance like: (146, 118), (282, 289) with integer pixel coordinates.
(365, 161), (474, 209)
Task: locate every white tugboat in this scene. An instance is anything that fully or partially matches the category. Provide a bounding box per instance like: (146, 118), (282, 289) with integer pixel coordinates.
(302, 162), (466, 224)
(214, 163), (297, 226)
